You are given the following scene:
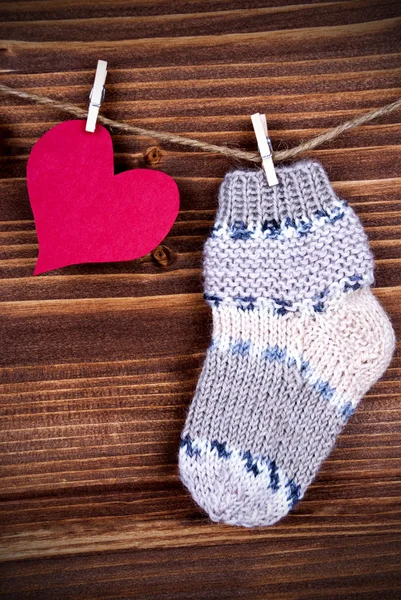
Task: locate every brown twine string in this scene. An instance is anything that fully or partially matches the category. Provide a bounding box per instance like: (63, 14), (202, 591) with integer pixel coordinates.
(0, 82), (400, 163)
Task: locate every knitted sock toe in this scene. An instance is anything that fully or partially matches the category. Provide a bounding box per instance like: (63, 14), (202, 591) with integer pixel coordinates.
(179, 160), (395, 527)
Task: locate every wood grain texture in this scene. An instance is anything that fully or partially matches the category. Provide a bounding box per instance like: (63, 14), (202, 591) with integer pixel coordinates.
(0, 1), (401, 598)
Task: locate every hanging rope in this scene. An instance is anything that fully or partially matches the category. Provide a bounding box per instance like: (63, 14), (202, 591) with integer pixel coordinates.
(0, 82), (400, 162)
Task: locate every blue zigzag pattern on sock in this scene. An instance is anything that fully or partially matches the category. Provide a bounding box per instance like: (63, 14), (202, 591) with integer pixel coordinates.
(210, 202), (347, 242)
(209, 339), (354, 421)
(203, 273), (368, 314)
(180, 436), (302, 509)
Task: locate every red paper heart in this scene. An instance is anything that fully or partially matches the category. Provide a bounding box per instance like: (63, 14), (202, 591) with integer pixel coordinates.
(27, 120), (180, 275)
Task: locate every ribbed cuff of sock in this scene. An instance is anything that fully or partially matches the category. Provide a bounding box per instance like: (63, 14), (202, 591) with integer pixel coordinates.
(215, 159), (343, 229)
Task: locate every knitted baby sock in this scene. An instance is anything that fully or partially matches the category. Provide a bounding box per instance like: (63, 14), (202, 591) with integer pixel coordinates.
(179, 159), (395, 527)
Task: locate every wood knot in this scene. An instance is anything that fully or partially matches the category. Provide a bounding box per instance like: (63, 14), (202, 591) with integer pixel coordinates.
(151, 244), (176, 268)
(145, 146), (162, 167)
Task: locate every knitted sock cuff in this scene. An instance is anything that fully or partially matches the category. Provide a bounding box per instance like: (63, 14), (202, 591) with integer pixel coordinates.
(204, 160), (375, 315)
(215, 159), (343, 229)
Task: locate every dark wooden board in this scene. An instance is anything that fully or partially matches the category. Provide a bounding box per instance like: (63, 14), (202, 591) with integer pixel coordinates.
(0, 1), (401, 598)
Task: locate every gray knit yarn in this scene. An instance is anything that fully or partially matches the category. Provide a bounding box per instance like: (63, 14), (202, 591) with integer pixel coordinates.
(179, 159), (395, 527)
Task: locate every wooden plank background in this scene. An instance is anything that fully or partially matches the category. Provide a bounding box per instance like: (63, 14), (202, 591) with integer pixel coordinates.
(0, 1), (401, 598)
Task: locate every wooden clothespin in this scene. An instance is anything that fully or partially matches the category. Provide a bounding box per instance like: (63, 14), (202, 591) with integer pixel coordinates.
(251, 113), (278, 187)
(86, 60), (108, 132)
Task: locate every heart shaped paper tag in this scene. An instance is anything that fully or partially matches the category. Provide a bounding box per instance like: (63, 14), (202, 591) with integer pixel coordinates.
(27, 120), (180, 275)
